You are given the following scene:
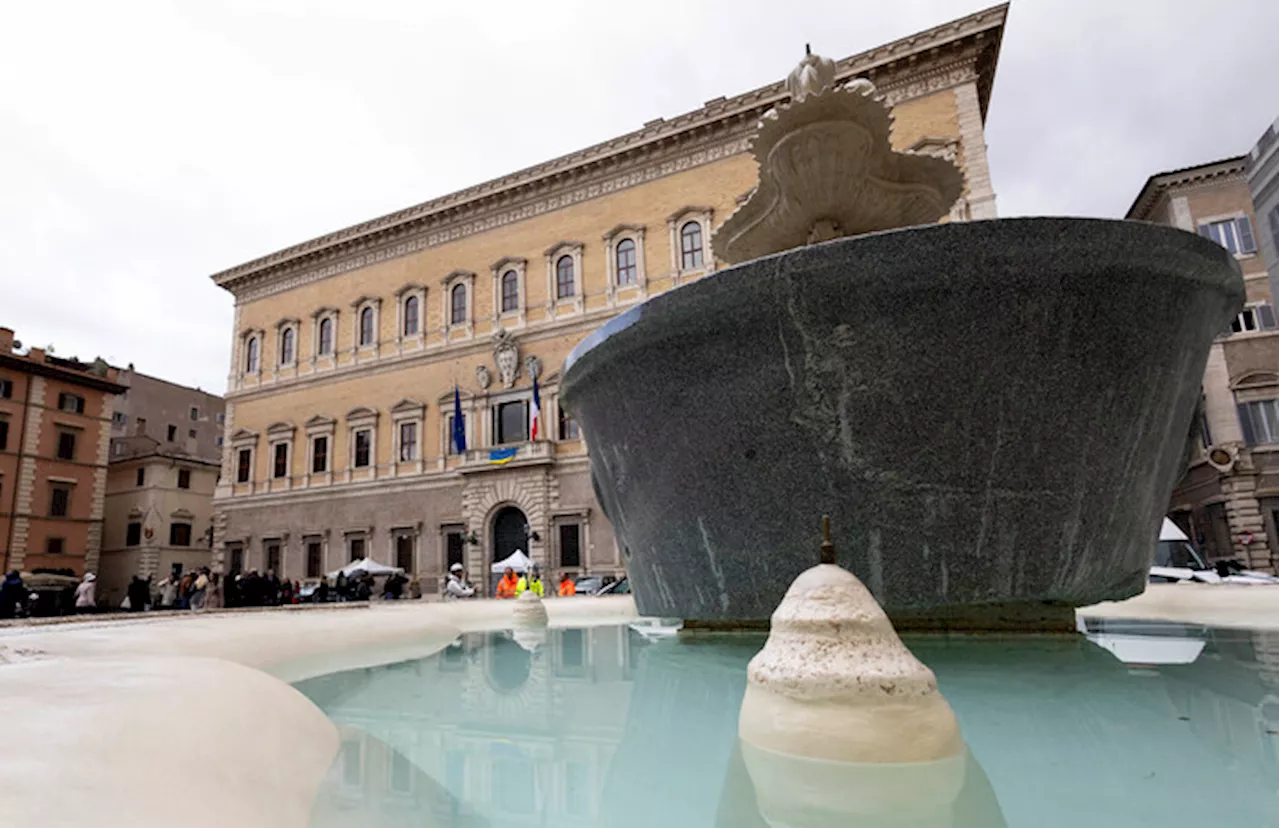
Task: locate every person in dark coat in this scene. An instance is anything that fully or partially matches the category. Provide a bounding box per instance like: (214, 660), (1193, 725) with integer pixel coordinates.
(126, 576), (150, 612)
(0, 571), (26, 619)
(316, 577), (330, 603)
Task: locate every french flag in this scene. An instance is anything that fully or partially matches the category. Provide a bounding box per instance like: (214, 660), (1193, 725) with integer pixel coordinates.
(530, 374), (541, 441)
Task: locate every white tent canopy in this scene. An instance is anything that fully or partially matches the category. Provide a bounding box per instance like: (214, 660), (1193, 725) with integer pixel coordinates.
(328, 557), (404, 579)
(1159, 518), (1189, 542)
(491, 549), (533, 574)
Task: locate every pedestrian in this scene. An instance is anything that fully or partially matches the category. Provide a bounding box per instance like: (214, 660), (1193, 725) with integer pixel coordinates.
(444, 563), (475, 601)
(205, 573), (223, 610)
(335, 571), (349, 602)
(0, 571), (27, 619)
(517, 566), (545, 597)
(280, 578), (294, 606)
(558, 572), (577, 597)
(158, 573), (179, 610)
(317, 577), (330, 603)
(190, 569), (209, 610)
(74, 573), (97, 613)
(126, 575), (150, 613)
(496, 566), (519, 599)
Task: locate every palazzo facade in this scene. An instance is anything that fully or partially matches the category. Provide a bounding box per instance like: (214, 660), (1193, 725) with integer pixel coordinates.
(210, 5), (1006, 594)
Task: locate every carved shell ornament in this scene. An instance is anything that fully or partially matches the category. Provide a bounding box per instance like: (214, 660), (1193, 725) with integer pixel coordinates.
(711, 47), (965, 265)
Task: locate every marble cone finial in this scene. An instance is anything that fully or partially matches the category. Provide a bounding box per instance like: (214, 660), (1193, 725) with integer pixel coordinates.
(513, 589), (549, 626)
(738, 522), (963, 765)
(712, 51), (965, 265)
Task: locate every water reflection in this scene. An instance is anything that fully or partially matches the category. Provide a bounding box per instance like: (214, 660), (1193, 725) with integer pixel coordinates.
(295, 623), (1278, 828)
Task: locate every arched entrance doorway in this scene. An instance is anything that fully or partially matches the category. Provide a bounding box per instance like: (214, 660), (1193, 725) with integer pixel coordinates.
(492, 506), (528, 565)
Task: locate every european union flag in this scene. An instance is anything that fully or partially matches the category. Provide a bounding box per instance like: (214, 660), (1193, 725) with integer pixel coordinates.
(452, 386), (467, 453)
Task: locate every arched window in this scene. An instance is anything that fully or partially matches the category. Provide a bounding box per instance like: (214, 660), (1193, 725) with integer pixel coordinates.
(279, 328), (295, 365)
(403, 295), (420, 336)
(318, 317), (333, 355)
(616, 239), (637, 285)
(451, 283), (467, 325)
(556, 255), (575, 299)
(359, 306), (375, 346)
(501, 270), (519, 313)
(245, 337), (259, 373)
(680, 221), (704, 270)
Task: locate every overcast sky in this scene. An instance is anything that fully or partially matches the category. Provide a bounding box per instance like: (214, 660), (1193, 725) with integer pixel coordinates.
(2, 0), (1276, 393)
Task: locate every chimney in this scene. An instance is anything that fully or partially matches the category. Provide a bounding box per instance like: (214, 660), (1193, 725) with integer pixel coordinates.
(0, 328), (13, 352)
(27, 347), (46, 362)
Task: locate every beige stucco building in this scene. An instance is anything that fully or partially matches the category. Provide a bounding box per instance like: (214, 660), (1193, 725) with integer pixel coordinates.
(210, 5), (1006, 594)
(1128, 157), (1279, 570)
(97, 370), (226, 605)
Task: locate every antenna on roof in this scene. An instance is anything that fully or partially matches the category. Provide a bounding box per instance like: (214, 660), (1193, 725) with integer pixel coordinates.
(805, 43), (811, 56)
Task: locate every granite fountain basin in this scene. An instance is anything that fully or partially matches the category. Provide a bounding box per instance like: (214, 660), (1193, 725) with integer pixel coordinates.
(561, 217), (1244, 626)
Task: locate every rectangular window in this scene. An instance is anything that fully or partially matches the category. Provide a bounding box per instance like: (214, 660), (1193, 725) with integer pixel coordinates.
(177, 469), (191, 489)
(306, 541), (323, 578)
(216, 436), (223, 447)
(126, 522), (142, 546)
(558, 405), (580, 441)
(237, 449), (252, 483)
(399, 422), (418, 462)
(556, 628), (586, 677)
(446, 414), (459, 455)
(58, 392), (85, 414)
(559, 523), (581, 568)
(46, 537), (64, 556)
(446, 531), (464, 569)
(49, 486), (71, 518)
(273, 442), (289, 478)
(229, 544), (244, 574)
(167, 424), (177, 442)
(1269, 205), (1279, 254)
(389, 749), (413, 794)
(0, 419), (8, 451)
(354, 430), (371, 468)
(396, 534), (414, 571)
(190, 406), (199, 421)
(496, 400), (528, 445)
(112, 411), (126, 425)
(350, 536), (365, 562)
(1231, 305), (1277, 333)
(136, 467), (145, 487)
(266, 542), (281, 574)
(1237, 399), (1279, 445)
(1199, 216), (1258, 255)
(170, 522), (192, 546)
(135, 417), (147, 436)
(0, 378), (11, 398)
(312, 436), (328, 473)
(57, 431), (76, 461)
(188, 429), (196, 439)
(215, 413), (225, 425)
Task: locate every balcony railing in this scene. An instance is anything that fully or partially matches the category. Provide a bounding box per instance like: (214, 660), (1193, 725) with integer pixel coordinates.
(457, 440), (555, 472)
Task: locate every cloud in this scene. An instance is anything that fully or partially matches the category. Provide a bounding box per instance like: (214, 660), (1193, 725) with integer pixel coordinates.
(1, 0), (1275, 392)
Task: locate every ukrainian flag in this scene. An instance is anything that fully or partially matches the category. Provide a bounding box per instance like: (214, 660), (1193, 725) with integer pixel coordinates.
(488, 447), (519, 465)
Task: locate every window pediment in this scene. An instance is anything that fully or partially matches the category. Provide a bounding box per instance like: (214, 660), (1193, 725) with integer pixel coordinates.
(391, 398), (426, 416)
(346, 406), (379, 425)
(395, 282), (426, 297)
(305, 414), (336, 430)
(491, 256), (527, 274)
(544, 240), (584, 258)
(230, 428), (259, 443)
(442, 269), (476, 286)
(667, 205), (713, 224)
(350, 295), (381, 309)
(266, 421), (296, 437)
(310, 306), (339, 319)
(1231, 371), (1279, 390)
(275, 317), (301, 329)
(603, 223), (645, 241)
(170, 508), (195, 521)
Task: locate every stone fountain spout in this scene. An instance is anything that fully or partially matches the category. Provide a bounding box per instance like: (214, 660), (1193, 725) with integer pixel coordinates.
(712, 49), (966, 265)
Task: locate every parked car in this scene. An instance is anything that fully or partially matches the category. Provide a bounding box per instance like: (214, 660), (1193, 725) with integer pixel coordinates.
(596, 577), (630, 595)
(573, 576), (603, 595)
(1150, 518), (1278, 585)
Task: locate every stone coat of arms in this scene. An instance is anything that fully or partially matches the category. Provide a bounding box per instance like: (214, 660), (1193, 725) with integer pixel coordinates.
(493, 328), (519, 388)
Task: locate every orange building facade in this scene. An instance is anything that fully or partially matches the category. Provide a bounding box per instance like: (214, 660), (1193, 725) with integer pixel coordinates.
(0, 327), (127, 578)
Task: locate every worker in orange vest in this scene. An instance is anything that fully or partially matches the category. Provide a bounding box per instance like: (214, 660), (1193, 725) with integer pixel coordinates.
(496, 567), (519, 599)
(558, 573), (576, 597)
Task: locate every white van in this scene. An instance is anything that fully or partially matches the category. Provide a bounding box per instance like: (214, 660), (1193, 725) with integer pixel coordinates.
(1149, 518), (1277, 584)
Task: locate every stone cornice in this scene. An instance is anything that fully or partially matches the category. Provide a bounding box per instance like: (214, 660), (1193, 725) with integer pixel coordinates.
(1126, 156), (1247, 220)
(211, 4), (1006, 301)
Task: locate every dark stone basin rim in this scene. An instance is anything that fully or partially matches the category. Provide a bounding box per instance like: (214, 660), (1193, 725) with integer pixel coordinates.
(561, 217), (1243, 396)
